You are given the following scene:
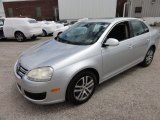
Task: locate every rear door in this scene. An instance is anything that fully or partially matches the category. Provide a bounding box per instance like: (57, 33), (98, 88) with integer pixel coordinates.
(129, 20), (150, 61)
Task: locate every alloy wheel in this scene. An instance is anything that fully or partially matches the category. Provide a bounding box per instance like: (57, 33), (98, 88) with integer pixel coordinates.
(145, 49), (154, 65)
(16, 33), (24, 42)
(74, 76), (95, 101)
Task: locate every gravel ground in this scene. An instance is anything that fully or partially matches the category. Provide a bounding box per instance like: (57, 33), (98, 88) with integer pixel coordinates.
(0, 37), (160, 120)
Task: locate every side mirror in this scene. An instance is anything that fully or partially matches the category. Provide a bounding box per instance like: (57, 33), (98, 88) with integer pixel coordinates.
(102, 38), (119, 47)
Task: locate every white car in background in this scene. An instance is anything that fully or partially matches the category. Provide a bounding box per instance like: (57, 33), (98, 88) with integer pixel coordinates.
(53, 25), (71, 39)
(50, 21), (64, 29)
(53, 18), (88, 39)
(39, 21), (54, 36)
(40, 21), (64, 37)
(0, 18), (42, 42)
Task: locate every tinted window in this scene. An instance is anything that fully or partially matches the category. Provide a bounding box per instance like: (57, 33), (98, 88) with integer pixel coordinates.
(130, 20), (147, 36)
(107, 21), (130, 42)
(28, 20), (38, 23)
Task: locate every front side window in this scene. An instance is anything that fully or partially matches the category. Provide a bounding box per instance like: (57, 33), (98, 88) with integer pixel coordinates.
(57, 22), (110, 45)
(130, 20), (147, 36)
(107, 21), (130, 42)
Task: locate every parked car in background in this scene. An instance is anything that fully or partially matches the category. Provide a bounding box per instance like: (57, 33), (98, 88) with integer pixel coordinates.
(39, 21), (55, 37)
(14, 18), (159, 105)
(53, 18), (88, 38)
(53, 25), (71, 39)
(0, 18), (42, 42)
(57, 20), (68, 26)
(40, 21), (64, 37)
(50, 21), (64, 30)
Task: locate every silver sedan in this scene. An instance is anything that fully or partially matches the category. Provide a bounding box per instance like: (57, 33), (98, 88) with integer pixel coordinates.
(14, 18), (159, 105)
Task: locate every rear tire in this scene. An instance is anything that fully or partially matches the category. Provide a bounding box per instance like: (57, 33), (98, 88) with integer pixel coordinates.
(66, 71), (97, 105)
(140, 47), (155, 67)
(15, 32), (26, 42)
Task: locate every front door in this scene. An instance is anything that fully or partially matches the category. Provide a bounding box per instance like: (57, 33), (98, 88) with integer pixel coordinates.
(101, 21), (134, 81)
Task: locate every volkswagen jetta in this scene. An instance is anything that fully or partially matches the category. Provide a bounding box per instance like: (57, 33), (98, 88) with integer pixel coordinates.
(14, 18), (159, 105)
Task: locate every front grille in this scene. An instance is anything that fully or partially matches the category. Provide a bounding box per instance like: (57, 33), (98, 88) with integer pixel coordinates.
(24, 90), (46, 100)
(16, 63), (28, 78)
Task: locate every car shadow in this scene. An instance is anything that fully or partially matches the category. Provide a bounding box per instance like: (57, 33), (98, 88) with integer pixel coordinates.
(40, 34), (53, 37)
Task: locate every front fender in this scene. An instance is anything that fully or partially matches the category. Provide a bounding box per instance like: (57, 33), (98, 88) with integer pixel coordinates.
(51, 54), (102, 98)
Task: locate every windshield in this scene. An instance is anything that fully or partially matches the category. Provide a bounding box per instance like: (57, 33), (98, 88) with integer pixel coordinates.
(57, 22), (110, 45)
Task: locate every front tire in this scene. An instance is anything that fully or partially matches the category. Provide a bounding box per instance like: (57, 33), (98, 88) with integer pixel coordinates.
(140, 47), (155, 67)
(15, 32), (26, 42)
(66, 71), (97, 105)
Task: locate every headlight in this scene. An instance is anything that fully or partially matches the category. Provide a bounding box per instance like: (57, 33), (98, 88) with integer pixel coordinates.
(26, 67), (53, 82)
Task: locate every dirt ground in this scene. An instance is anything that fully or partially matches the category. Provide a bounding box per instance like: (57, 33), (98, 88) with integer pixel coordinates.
(0, 37), (160, 120)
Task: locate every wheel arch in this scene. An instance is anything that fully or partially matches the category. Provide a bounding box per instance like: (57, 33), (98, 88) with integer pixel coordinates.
(58, 32), (62, 36)
(14, 31), (25, 37)
(65, 67), (100, 102)
(70, 68), (100, 85)
(150, 45), (156, 52)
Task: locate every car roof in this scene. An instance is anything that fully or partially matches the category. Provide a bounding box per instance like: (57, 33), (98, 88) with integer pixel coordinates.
(4, 17), (35, 21)
(82, 17), (141, 23)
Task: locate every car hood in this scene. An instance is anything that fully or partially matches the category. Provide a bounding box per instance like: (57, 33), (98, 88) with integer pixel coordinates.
(19, 40), (90, 70)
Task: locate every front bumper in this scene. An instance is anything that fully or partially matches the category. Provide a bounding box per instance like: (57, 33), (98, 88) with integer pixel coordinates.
(14, 64), (65, 104)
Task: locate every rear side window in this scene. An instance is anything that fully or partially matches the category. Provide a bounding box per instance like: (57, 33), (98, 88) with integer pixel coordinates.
(141, 22), (149, 33)
(28, 19), (38, 23)
(130, 20), (149, 36)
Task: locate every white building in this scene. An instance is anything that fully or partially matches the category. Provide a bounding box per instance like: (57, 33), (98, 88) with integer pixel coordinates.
(126, 0), (160, 17)
(58, 0), (117, 20)
(0, 0), (5, 17)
